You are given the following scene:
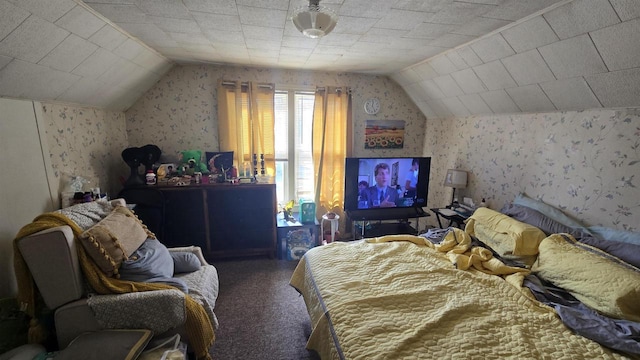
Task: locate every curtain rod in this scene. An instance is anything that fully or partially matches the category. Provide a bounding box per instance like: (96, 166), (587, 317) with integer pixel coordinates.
(316, 87), (351, 94)
(221, 81), (273, 89)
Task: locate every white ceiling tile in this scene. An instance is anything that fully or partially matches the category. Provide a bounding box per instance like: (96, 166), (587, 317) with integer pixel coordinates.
(441, 96), (471, 117)
(429, 2), (497, 25)
(473, 60), (517, 90)
(483, 0), (561, 21)
(506, 84), (556, 113)
(38, 34), (98, 72)
(84, 4), (148, 23)
(428, 33), (475, 48)
(338, 0), (393, 18)
(590, 18), (640, 71)
(586, 68), (640, 108)
(136, 0), (190, 19)
(237, 6), (287, 28)
(0, 16), (69, 63)
(413, 61), (439, 80)
(453, 16), (510, 36)
(479, 89), (520, 113)
(182, 0), (238, 15)
(242, 25), (284, 41)
(0, 55), (11, 70)
(393, 0), (448, 13)
(406, 22), (456, 39)
(192, 12), (242, 32)
(430, 55), (458, 75)
(540, 77), (602, 110)
(451, 68), (487, 94)
(9, 0), (76, 23)
(0, 59), (79, 99)
(148, 16), (201, 34)
(459, 93), (493, 114)
(414, 100), (437, 119)
(246, 38), (281, 50)
(470, 33), (514, 62)
(56, 76), (108, 106)
(433, 75), (464, 97)
(501, 49), (555, 86)
(333, 16), (378, 35)
(446, 51), (469, 71)
(375, 9), (432, 31)
(419, 79), (447, 99)
(456, 47), (483, 67)
(538, 34), (607, 79)
(72, 47), (120, 78)
(170, 32), (211, 45)
(609, 0), (640, 21)
(55, 5), (104, 39)
(88, 25), (128, 51)
(501, 16), (558, 53)
(132, 50), (170, 73)
(0, 1), (30, 41)
(543, 0), (619, 40)
(203, 30), (245, 44)
(113, 38), (146, 60)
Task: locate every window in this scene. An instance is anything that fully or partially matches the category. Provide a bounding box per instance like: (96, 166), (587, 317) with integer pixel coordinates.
(274, 89), (315, 207)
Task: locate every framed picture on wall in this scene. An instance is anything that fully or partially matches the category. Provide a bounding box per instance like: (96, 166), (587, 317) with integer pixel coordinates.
(365, 120), (405, 149)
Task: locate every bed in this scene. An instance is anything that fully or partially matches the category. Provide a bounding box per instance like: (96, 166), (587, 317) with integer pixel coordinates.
(290, 205), (640, 359)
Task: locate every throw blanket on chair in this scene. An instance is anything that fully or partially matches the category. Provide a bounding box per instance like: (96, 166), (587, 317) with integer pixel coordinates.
(13, 212), (215, 360)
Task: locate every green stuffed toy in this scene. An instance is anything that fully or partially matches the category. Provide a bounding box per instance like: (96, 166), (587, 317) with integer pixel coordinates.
(178, 150), (209, 175)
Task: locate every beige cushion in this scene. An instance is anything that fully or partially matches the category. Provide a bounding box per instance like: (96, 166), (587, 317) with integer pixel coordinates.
(78, 206), (149, 277)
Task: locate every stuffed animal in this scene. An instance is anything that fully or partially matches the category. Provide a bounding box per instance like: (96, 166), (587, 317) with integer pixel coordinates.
(178, 150), (209, 175)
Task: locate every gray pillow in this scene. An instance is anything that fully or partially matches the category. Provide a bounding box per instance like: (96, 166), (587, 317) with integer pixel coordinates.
(579, 235), (640, 269)
(501, 203), (586, 238)
(171, 252), (201, 273)
(119, 238), (187, 293)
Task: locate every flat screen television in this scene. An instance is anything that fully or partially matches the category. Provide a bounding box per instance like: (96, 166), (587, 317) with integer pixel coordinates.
(344, 157), (431, 216)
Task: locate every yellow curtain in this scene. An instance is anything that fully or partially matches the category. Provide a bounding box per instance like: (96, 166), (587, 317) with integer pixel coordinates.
(313, 86), (352, 233)
(217, 80), (275, 176)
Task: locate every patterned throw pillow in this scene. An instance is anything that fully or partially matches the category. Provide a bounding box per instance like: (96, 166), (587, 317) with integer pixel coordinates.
(78, 206), (150, 277)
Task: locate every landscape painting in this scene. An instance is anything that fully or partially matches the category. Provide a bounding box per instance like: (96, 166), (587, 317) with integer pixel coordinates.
(365, 120), (405, 149)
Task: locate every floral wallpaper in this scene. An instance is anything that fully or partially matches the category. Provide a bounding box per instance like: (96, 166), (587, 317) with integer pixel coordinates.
(125, 64), (427, 163)
(40, 102), (129, 205)
(424, 108), (640, 232)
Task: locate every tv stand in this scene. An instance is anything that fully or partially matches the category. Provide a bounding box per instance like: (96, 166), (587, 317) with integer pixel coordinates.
(347, 208), (429, 239)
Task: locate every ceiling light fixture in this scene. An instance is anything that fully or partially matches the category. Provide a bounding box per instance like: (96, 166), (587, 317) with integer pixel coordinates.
(291, 0), (338, 39)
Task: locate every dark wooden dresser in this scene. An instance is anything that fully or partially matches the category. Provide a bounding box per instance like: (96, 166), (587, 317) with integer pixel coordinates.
(118, 183), (277, 259)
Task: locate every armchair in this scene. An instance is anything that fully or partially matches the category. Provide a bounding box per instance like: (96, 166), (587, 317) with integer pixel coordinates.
(14, 199), (219, 356)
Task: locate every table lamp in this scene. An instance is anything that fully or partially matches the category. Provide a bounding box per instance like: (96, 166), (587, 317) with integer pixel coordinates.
(443, 169), (467, 206)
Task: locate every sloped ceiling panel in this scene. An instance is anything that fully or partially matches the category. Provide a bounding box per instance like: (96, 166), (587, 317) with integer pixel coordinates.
(0, 0), (173, 111)
(392, 0), (640, 118)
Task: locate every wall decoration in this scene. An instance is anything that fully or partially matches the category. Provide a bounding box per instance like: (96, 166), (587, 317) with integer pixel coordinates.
(365, 120), (405, 149)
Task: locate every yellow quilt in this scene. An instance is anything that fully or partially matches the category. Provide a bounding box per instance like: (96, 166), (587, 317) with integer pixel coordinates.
(290, 239), (628, 359)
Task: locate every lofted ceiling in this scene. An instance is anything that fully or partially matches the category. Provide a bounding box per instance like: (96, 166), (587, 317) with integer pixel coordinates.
(0, 0), (638, 114)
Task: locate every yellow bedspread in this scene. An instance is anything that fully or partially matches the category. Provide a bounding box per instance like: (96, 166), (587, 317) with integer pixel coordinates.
(290, 239), (628, 359)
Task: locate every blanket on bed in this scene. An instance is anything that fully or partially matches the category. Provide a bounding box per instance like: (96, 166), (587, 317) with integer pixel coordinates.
(290, 240), (628, 359)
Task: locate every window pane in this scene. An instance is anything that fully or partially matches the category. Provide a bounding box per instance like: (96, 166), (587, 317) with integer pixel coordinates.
(274, 92), (288, 159)
(295, 92), (315, 202)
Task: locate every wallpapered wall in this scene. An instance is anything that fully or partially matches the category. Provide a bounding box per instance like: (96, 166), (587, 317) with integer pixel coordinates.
(40, 102), (129, 203)
(425, 108), (640, 232)
(124, 64), (427, 162)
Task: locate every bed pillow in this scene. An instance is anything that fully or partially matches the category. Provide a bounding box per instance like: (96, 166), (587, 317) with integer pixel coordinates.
(465, 207), (546, 256)
(579, 235), (640, 269)
(532, 233), (640, 322)
(512, 193), (587, 230)
(78, 206), (149, 277)
(586, 226), (640, 246)
(501, 203), (586, 238)
(171, 252), (201, 273)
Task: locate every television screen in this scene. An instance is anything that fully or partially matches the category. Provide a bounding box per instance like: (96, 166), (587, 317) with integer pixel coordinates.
(344, 157), (431, 213)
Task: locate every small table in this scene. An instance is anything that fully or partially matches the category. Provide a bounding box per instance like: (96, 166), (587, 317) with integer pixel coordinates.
(430, 208), (469, 229)
(276, 212), (320, 260)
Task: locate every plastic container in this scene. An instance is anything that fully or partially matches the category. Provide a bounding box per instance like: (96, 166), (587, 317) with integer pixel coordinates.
(146, 170), (156, 185)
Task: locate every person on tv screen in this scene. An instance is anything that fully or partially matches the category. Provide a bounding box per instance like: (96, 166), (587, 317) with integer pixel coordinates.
(361, 162), (398, 208)
(404, 158), (419, 198)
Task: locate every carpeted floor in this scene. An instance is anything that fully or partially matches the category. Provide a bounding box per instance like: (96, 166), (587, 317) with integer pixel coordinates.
(209, 258), (320, 360)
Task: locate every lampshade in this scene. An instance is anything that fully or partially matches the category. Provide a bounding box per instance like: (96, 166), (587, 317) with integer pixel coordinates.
(443, 169), (468, 189)
(291, 0), (338, 39)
